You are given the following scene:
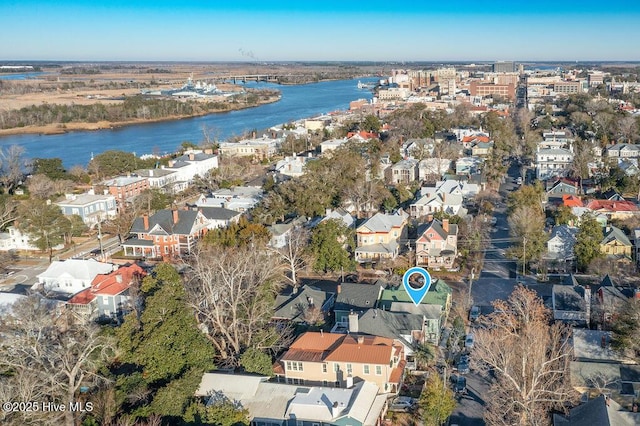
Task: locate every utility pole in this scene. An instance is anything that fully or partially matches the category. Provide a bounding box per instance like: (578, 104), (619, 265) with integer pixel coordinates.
(467, 267), (475, 308)
(97, 220), (105, 261)
(522, 236), (527, 277)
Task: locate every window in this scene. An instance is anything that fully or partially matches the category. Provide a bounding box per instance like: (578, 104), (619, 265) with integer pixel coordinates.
(334, 363), (339, 372)
(292, 362), (298, 371)
(322, 363), (327, 373)
(363, 365), (370, 374)
(286, 361), (292, 371)
(346, 363), (352, 374)
(375, 365), (382, 375)
(297, 362), (303, 371)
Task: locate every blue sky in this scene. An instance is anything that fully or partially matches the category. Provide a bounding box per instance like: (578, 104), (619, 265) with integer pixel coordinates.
(2, 1), (639, 61)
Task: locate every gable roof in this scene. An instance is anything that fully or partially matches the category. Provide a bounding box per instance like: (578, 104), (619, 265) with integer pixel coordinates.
(416, 219), (458, 241)
(38, 259), (114, 282)
(357, 309), (425, 340)
(273, 287), (335, 322)
(587, 200), (638, 213)
(196, 206), (241, 221)
(68, 263), (146, 305)
(357, 211), (407, 233)
(601, 226), (631, 246)
(130, 209), (202, 235)
(553, 395), (638, 426)
(379, 279), (452, 309)
(334, 283), (382, 312)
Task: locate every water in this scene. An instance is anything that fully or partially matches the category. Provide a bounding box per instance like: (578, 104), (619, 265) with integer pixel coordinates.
(0, 78), (377, 167)
(0, 72), (49, 80)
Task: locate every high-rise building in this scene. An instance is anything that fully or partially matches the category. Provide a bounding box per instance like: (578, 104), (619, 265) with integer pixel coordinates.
(493, 61), (516, 73)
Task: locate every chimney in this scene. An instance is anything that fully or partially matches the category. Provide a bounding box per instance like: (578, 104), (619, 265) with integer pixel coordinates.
(149, 169), (153, 177)
(634, 288), (640, 300)
(337, 283), (342, 294)
(189, 153), (195, 161)
(584, 285), (591, 328)
(143, 214), (149, 230)
(357, 335), (364, 344)
(346, 375), (354, 389)
(348, 311), (359, 333)
(443, 218), (449, 233)
(172, 209), (179, 224)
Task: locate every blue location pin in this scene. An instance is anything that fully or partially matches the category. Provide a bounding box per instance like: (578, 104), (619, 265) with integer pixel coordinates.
(402, 267), (432, 306)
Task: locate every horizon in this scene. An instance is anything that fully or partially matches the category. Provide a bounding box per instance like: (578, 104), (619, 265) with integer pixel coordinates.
(2, 1), (639, 62)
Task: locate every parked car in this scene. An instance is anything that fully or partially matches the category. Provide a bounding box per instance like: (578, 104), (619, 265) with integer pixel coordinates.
(452, 375), (467, 394)
(469, 306), (480, 321)
(516, 177), (523, 185)
(457, 360), (470, 374)
(465, 333), (475, 349)
(389, 396), (416, 412)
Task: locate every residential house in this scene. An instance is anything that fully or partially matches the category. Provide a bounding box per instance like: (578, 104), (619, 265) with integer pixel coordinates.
(103, 175), (149, 205)
(194, 186), (264, 213)
(123, 209), (209, 259)
(606, 143), (640, 159)
(546, 179), (580, 201)
(36, 259), (115, 296)
(321, 208), (355, 229)
(134, 168), (177, 191)
(272, 286), (335, 324)
(545, 225), (578, 262)
(587, 200), (639, 221)
(601, 225), (632, 258)
(219, 136), (282, 160)
(275, 332), (405, 394)
(351, 308), (436, 368)
(415, 218), (458, 269)
(56, 192), (117, 226)
(0, 226), (63, 252)
(333, 282), (383, 326)
(471, 141), (494, 157)
(66, 263), (146, 323)
(320, 138), (348, 154)
(618, 160), (640, 177)
(591, 275), (635, 330)
(194, 206), (241, 229)
(378, 279), (452, 342)
(390, 159), (419, 184)
(536, 143), (574, 180)
(400, 138), (433, 159)
(418, 158), (452, 181)
(274, 155), (313, 177)
(195, 373), (388, 426)
(160, 149), (219, 192)
(267, 217), (307, 249)
(355, 211), (408, 262)
(553, 395), (639, 426)
(455, 157), (483, 175)
(551, 280), (590, 327)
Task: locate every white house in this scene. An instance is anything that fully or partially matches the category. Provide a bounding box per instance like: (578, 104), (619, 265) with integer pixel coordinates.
(161, 149), (219, 190)
(546, 225), (578, 262)
(320, 138), (348, 154)
(536, 146), (574, 180)
(36, 259), (115, 296)
(274, 155), (313, 177)
(0, 226), (63, 252)
(418, 158), (452, 180)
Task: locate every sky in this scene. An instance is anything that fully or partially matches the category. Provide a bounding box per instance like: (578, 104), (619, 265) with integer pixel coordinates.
(2, 1), (640, 62)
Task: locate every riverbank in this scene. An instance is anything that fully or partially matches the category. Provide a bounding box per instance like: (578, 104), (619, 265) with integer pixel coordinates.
(0, 94), (281, 137)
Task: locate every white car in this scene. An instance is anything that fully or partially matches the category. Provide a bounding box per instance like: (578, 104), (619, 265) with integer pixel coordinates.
(389, 396), (416, 411)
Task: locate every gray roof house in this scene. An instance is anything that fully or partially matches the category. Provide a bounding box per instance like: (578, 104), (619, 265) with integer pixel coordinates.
(273, 286), (335, 323)
(553, 395), (639, 426)
(333, 283), (383, 325)
(545, 225), (578, 262)
(552, 284), (590, 327)
(36, 259), (115, 296)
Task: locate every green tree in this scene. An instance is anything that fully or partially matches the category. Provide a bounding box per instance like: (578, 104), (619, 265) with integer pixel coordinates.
(419, 375), (456, 426)
(115, 263), (217, 421)
(554, 205), (577, 226)
(17, 198), (69, 261)
(184, 392), (249, 426)
(414, 343), (437, 370)
(610, 297), (640, 360)
(240, 347), (274, 376)
(133, 188), (175, 214)
(574, 213), (603, 271)
(308, 219), (355, 273)
(88, 150), (139, 179)
(362, 114), (382, 133)
(32, 157), (68, 180)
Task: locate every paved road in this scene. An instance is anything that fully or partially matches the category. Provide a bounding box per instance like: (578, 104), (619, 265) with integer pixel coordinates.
(449, 162), (524, 426)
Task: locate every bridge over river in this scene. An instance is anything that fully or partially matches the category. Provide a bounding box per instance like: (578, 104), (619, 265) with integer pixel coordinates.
(213, 74), (314, 84)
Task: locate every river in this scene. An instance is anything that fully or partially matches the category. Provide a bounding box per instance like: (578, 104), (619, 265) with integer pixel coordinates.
(0, 78), (378, 167)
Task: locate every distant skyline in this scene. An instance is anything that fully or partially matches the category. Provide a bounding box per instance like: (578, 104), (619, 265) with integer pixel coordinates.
(2, 1), (640, 62)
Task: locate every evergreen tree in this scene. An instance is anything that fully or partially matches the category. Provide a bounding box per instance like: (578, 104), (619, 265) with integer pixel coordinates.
(115, 263), (216, 421)
(574, 213), (603, 271)
(308, 219), (355, 273)
(419, 375), (456, 426)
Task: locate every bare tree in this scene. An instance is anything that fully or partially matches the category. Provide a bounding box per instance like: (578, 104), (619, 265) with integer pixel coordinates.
(0, 194), (18, 229)
(0, 145), (28, 194)
(0, 296), (114, 426)
(27, 174), (56, 199)
(185, 245), (285, 365)
(271, 226), (310, 289)
(472, 285), (578, 426)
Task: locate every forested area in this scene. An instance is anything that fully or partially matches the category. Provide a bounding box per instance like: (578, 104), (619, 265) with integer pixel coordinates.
(0, 91), (279, 130)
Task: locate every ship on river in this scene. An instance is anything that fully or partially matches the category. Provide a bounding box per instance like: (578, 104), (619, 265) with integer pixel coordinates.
(142, 75), (240, 99)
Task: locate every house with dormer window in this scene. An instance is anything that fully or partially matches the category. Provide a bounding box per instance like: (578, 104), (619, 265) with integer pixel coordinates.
(414, 218), (458, 269)
(355, 211), (408, 262)
(122, 209), (209, 259)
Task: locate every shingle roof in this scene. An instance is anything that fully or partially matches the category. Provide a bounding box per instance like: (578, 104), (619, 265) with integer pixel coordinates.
(379, 279), (452, 309)
(602, 226), (631, 246)
(356, 309), (424, 340)
(334, 283), (382, 312)
(357, 211), (407, 233)
(273, 287), (335, 322)
(130, 209), (200, 235)
(196, 206), (240, 221)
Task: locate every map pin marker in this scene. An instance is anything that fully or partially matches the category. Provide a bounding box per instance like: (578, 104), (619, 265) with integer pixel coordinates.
(403, 267), (432, 306)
